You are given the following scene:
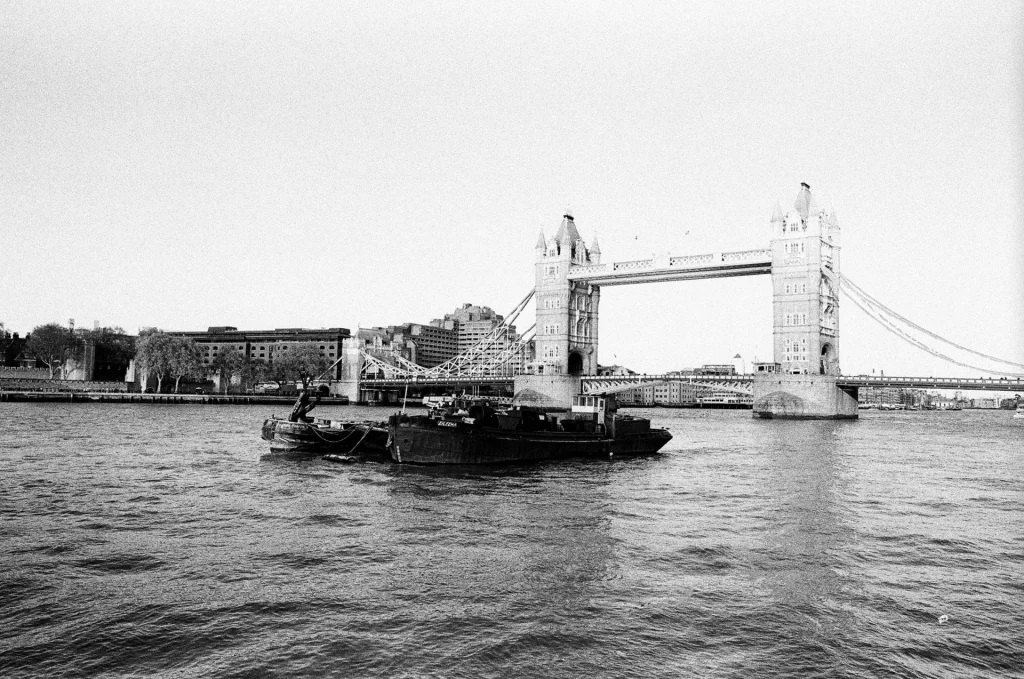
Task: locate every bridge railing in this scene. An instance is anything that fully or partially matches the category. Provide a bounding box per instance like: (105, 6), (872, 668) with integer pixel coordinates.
(838, 375), (1024, 387)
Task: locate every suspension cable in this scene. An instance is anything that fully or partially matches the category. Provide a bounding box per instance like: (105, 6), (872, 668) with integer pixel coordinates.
(843, 283), (1024, 377)
(840, 274), (1024, 370)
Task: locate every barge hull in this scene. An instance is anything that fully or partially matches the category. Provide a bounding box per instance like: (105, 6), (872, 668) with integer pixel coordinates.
(390, 423), (612, 464)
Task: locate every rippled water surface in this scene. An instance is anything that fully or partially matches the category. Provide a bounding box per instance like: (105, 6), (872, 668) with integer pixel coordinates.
(1, 403), (1022, 678)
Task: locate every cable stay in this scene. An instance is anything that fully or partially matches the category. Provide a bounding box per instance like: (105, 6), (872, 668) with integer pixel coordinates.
(840, 274), (1024, 370)
(840, 275), (1024, 377)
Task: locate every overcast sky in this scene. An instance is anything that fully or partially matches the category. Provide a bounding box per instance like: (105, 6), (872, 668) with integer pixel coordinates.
(2, 1), (1021, 376)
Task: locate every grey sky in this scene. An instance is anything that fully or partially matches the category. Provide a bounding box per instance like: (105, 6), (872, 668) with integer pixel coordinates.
(2, 1), (1021, 376)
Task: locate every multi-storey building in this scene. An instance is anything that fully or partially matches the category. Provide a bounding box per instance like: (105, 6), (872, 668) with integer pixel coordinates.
(390, 323), (458, 368)
(430, 303), (523, 375)
(170, 326), (350, 379)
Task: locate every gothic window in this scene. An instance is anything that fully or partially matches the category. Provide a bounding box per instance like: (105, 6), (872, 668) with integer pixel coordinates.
(800, 282), (807, 294)
(785, 283), (791, 294)
(545, 265), (558, 278)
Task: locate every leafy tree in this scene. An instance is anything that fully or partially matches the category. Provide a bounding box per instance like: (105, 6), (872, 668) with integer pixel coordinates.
(241, 361), (269, 393)
(268, 343), (329, 391)
(0, 322), (8, 366)
(135, 331), (175, 393)
(27, 323), (82, 378)
(84, 326), (136, 380)
(86, 326), (135, 362)
(169, 337), (204, 393)
(211, 346), (243, 394)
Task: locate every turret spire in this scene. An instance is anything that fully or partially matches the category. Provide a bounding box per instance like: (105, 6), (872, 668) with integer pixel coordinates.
(794, 182), (812, 221)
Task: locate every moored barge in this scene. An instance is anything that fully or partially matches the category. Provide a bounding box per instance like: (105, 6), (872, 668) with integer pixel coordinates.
(387, 394), (671, 465)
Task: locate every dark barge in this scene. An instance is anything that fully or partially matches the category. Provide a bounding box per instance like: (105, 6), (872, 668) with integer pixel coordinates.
(387, 394), (671, 465)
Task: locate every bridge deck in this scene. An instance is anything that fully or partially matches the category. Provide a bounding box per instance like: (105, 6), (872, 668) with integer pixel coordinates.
(567, 249), (772, 286)
(361, 374), (1022, 392)
(835, 376), (1024, 391)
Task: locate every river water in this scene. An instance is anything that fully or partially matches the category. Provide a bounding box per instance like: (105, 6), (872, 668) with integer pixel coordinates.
(1, 403), (1021, 678)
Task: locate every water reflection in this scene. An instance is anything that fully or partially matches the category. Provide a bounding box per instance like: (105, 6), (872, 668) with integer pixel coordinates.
(374, 461), (619, 662)
(755, 420), (858, 666)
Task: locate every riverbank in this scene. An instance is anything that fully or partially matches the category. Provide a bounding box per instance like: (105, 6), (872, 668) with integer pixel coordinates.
(0, 391), (351, 405)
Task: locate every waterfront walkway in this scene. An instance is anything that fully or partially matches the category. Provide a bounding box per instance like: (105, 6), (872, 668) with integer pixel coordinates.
(0, 391), (350, 405)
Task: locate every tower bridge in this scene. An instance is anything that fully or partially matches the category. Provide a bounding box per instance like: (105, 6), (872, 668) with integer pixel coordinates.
(341, 183), (1022, 415)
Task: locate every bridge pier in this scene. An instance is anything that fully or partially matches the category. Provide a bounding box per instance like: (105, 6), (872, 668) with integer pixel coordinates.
(513, 375), (581, 410)
(336, 337), (362, 403)
(752, 374), (858, 419)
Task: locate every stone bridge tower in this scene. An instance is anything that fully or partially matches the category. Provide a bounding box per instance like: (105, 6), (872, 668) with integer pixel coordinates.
(528, 212), (602, 377)
(755, 183), (857, 418)
(515, 212), (601, 408)
(770, 183), (841, 376)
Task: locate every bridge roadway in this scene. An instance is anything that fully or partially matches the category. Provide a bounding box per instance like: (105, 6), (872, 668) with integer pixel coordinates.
(360, 374), (1024, 393)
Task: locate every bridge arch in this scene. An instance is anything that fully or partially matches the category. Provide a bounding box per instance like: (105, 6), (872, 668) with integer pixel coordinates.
(568, 351), (584, 375)
(821, 342), (837, 376)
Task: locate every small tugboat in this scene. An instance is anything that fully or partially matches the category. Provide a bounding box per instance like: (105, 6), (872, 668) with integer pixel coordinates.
(387, 393), (671, 465)
(261, 389), (387, 455)
(261, 416), (388, 454)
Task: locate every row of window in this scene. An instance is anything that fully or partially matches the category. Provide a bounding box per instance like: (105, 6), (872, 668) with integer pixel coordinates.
(783, 242), (806, 255)
(783, 281), (808, 295)
(204, 343), (335, 353)
(543, 324), (561, 335)
(542, 295), (594, 312)
(784, 313), (809, 326)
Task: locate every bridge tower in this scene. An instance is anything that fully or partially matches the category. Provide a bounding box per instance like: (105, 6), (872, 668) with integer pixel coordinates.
(770, 183), (841, 376)
(754, 183), (857, 418)
(529, 212), (601, 376)
(515, 212), (601, 408)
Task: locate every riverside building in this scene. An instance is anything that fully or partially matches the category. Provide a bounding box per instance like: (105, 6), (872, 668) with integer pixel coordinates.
(170, 327), (351, 379)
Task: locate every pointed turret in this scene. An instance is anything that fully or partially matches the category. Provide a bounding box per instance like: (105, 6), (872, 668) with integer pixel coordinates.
(771, 201), (785, 223)
(589, 235), (601, 255)
(807, 193), (820, 217)
(554, 213), (582, 245)
(535, 229), (547, 250)
(794, 182), (812, 221)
